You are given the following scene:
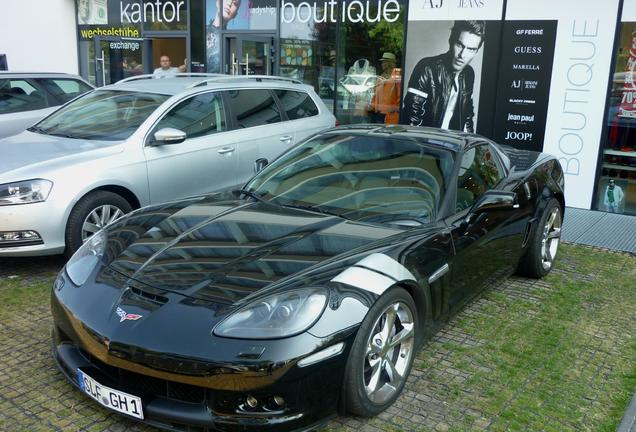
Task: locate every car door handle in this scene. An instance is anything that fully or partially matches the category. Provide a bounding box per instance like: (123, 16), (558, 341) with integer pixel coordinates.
(279, 135), (293, 142)
(218, 147), (235, 154)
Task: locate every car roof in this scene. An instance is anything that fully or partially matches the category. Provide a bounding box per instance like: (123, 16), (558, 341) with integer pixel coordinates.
(103, 74), (311, 96)
(0, 72), (87, 79)
(320, 124), (481, 151)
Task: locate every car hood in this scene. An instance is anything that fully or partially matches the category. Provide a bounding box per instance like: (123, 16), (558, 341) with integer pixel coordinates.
(105, 195), (405, 305)
(0, 130), (122, 174)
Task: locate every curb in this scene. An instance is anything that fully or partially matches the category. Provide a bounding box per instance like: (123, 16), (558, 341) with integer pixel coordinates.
(617, 391), (636, 432)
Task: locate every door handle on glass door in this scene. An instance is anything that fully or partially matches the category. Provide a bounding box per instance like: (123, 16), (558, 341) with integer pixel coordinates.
(218, 147), (235, 154)
(279, 135), (292, 142)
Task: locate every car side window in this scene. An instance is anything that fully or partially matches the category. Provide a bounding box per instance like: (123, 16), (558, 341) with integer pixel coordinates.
(274, 90), (319, 120)
(36, 78), (93, 104)
(226, 89), (281, 128)
(0, 79), (47, 114)
(154, 92), (226, 139)
(456, 144), (505, 212)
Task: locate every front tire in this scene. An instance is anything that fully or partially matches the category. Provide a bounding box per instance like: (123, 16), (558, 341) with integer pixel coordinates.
(517, 198), (562, 278)
(64, 191), (132, 258)
(343, 287), (417, 417)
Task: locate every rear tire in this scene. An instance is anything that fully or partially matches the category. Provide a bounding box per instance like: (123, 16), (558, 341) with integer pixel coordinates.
(517, 198), (562, 278)
(343, 287), (417, 417)
(64, 191), (132, 258)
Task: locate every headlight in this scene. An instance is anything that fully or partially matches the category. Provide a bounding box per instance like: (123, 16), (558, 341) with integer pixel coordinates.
(214, 288), (328, 339)
(65, 230), (107, 286)
(0, 179), (53, 205)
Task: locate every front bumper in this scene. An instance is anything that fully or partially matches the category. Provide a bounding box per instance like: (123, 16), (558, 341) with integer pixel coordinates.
(53, 340), (340, 431)
(51, 293), (356, 432)
(0, 200), (66, 256)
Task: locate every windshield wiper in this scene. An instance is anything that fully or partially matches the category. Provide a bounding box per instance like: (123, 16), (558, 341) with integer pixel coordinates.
(280, 202), (349, 220)
(27, 126), (47, 134)
(47, 131), (80, 139)
(240, 189), (267, 203)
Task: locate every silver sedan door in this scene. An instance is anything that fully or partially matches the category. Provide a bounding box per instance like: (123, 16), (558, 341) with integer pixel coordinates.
(274, 89), (331, 143)
(143, 91), (238, 204)
(224, 88), (291, 183)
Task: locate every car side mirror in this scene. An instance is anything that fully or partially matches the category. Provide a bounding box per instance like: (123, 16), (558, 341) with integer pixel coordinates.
(473, 191), (518, 214)
(254, 158), (268, 173)
(151, 128), (187, 145)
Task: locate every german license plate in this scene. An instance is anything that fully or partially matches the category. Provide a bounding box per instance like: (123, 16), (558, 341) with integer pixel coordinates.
(77, 369), (144, 420)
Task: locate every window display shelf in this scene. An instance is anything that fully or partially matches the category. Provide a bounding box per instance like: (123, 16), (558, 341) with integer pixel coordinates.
(603, 163), (636, 172)
(604, 149), (636, 157)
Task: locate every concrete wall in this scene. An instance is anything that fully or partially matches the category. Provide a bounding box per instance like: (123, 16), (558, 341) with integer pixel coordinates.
(0, 0), (78, 74)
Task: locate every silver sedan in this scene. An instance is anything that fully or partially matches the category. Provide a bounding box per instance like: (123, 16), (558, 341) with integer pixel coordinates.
(0, 75), (335, 256)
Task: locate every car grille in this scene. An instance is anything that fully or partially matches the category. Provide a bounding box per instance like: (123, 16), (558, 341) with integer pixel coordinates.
(79, 348), (206, 404)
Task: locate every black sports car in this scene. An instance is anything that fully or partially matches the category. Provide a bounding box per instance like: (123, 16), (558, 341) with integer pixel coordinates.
(52, 125), (564, 431)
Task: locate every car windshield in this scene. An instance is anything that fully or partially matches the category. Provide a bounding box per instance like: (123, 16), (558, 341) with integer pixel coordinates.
(245, 134), (455, 224)
(32, 90), (169, 140)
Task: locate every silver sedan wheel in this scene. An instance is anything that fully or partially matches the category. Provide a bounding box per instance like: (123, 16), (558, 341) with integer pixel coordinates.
(363, 301), (415, 404)
(540, 206), (562, 271)
(81, 205), (124, 241)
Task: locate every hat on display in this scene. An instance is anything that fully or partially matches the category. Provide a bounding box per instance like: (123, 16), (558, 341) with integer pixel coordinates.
(381, 52), (396, 62)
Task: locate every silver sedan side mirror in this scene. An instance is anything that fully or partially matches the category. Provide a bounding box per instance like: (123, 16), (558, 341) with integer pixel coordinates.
(254, 158), (268, 173)
(152, 128), (187, 145)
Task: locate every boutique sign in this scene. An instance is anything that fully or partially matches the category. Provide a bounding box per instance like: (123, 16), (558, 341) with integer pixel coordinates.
(281, 0), (401, 24)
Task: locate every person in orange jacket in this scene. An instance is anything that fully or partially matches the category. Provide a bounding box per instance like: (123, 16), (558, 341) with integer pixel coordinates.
(371, 53), (402, 124)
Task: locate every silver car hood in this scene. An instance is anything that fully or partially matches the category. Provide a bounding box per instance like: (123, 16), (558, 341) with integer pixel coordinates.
(0, 131), (123, 175)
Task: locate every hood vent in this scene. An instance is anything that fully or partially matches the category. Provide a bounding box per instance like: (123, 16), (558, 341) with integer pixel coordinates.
(127, 285), (168, 306)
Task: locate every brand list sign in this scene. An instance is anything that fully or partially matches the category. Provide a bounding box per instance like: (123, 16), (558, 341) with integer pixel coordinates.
(492, 21), (557, 152)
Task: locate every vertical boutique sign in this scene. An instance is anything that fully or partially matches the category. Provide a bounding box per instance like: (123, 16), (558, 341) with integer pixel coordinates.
(505, 0), (621, 210)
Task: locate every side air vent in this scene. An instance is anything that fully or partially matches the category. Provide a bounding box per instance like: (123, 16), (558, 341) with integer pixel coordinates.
(521, 218), (537, 248)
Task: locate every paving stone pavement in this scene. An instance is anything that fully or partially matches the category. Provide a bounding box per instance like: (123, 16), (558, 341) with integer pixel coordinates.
(0, 247), (633, 432)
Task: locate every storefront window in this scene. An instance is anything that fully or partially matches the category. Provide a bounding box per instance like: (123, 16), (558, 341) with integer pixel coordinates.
(279, 1), (337, 112)
(79, 41), (97, 85)
(76, 0), (193, 86)
(280, 0), (404, 124)
(598, 23), (636, 215)
(335, 1), (404, 125)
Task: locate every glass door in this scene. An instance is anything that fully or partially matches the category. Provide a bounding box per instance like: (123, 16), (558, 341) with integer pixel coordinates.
(225, 35), (274, 76)
(94, 37), (146, 86)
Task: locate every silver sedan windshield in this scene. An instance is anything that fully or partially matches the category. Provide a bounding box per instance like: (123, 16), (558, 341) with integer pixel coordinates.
(32, 90), (169, 141)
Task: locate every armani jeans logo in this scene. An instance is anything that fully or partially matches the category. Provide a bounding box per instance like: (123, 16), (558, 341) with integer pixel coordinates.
(422, 0), (443, 8)
(457, 0), (484, 7)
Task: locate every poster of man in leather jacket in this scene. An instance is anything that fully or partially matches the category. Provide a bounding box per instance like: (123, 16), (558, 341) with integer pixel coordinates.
(402, 20), (486, 133)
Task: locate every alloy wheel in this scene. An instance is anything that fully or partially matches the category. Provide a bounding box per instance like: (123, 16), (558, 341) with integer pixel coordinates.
(81, 205), (124, 241)
(540, 206), (562, 271)
(363, 301), (415, 404)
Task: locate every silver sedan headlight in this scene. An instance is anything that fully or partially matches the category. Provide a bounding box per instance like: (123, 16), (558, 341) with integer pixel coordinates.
(65, 230), (107, 286)
(0, 179), (53, 205)
(214, 288), (328, 339)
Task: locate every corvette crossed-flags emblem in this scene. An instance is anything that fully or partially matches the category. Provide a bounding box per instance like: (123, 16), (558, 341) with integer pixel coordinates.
(115, 307), (142, 323)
